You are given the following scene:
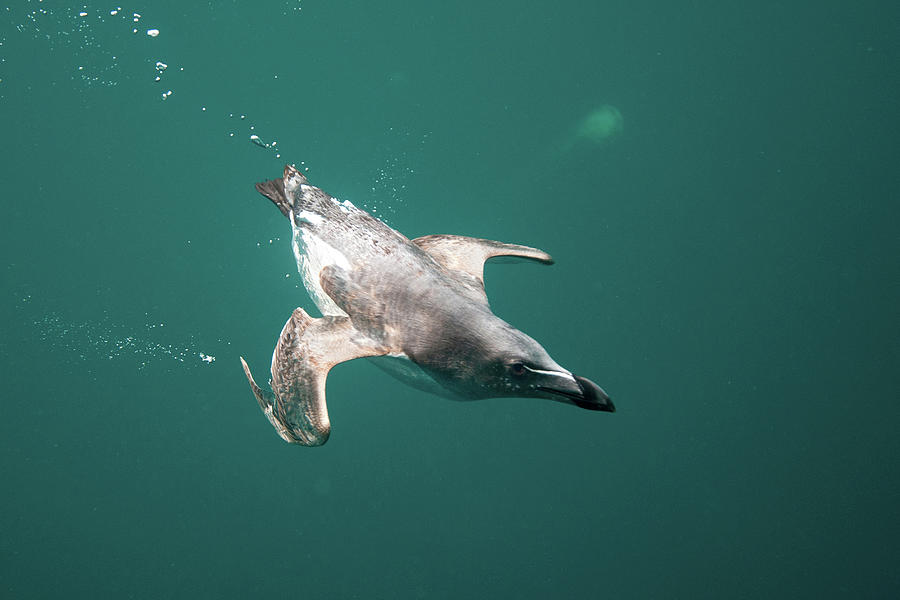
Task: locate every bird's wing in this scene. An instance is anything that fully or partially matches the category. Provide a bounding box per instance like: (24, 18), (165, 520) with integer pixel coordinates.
(412, 234), (554, 300)
(240, 307), (388, 446)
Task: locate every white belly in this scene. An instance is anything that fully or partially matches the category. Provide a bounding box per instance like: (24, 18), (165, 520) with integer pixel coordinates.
(291, 219), (350, 317)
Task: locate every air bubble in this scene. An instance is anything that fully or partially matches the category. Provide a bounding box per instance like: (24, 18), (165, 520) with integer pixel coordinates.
(29, 312), (225, 371)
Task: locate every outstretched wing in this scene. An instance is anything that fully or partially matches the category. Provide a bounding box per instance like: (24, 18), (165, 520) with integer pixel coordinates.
(413, 234), (554, 300)
(240, 307), (388, 446)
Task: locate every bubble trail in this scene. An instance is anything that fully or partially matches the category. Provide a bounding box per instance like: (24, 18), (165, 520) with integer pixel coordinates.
(32, 312), (224, 371)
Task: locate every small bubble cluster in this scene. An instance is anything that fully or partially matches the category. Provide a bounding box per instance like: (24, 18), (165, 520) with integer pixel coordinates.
(7, 3), (166, 88)
(227, 112), (283, 159)
(365, 127), (430, 217)
(6, 3), (309, 158)
(32, 312), (223, 371)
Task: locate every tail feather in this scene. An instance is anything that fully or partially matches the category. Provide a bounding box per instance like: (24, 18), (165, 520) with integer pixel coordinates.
(255, 178), (291, 217)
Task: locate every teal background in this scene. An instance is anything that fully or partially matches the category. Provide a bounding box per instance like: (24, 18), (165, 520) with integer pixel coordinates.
(2, 1), (898, 598)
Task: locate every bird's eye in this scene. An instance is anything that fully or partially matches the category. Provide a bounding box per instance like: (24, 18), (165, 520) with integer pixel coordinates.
(510, 362), (526, 376)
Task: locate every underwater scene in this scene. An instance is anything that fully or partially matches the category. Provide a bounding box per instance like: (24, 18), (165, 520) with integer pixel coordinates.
(1, 1), (898, 598)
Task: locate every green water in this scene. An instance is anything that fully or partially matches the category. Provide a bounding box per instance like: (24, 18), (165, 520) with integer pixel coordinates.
(1, 1), (898, 598)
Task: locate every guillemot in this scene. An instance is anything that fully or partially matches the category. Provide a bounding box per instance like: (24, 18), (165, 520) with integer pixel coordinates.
(241, 165), (613, 445)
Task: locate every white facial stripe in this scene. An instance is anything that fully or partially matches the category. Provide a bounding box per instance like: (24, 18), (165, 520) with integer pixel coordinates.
(523, 366), (572, 378)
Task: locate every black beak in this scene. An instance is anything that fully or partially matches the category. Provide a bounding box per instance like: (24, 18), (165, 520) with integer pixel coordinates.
(536, 373), (615, 413)
(571, 375), (615, 412)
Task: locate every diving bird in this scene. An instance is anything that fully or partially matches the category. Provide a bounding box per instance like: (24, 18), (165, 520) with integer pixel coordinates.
(240, 165), (614, 445)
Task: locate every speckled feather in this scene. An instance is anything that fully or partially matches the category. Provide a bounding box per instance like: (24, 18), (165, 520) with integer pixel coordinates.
(241, 165), (612, 446)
